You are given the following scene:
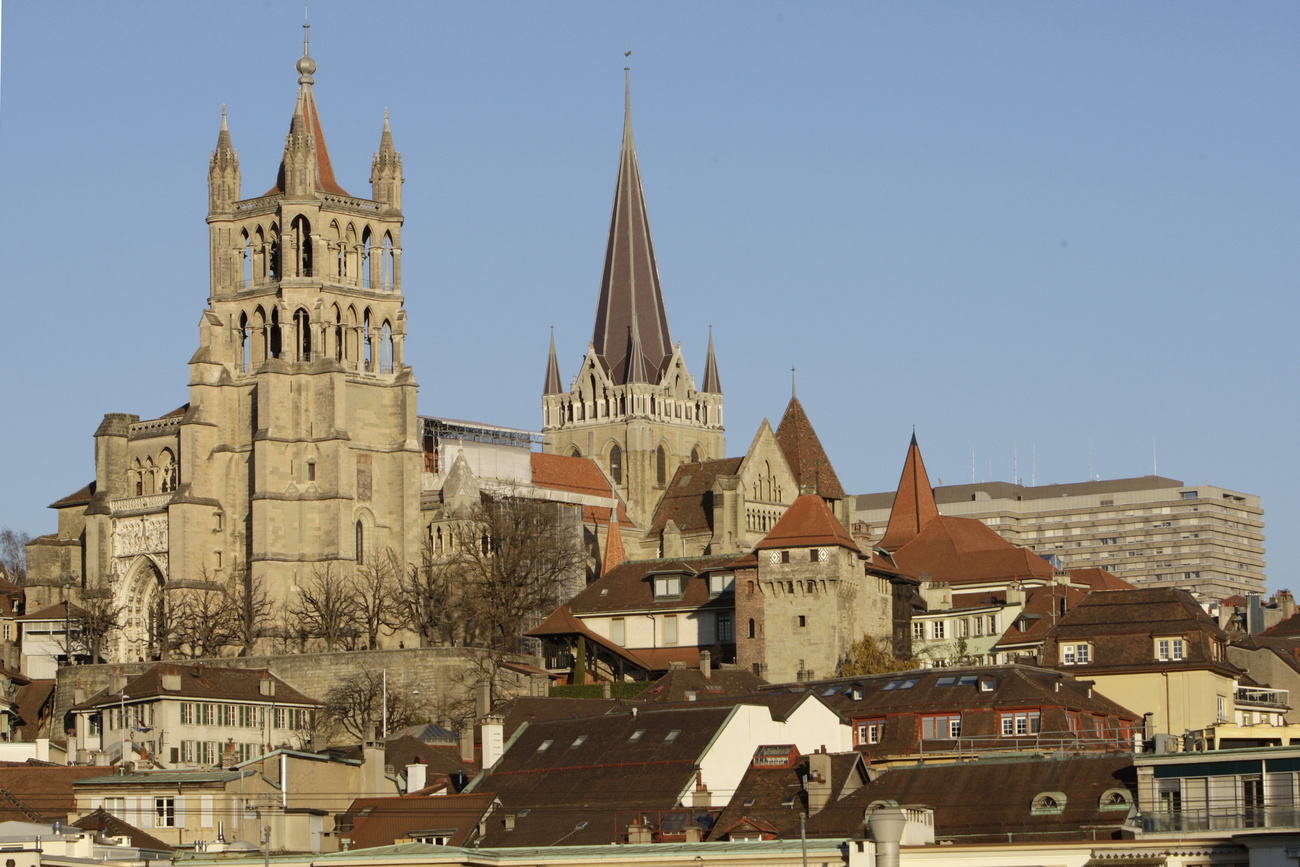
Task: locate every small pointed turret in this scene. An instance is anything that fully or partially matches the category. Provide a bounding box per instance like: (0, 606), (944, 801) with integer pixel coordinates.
(602, 511), (627, 576)
(371, 108), (403, 211)
(623, 322), (649, 385)
(877, 433), (941, 552)
(590, 70), (673, 384)
(543, 329), (564, 395)
(208, 105), (241, 215)
(701, 328), (722, 394)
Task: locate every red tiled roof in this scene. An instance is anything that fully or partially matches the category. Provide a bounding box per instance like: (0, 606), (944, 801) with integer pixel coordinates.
(756, 494), (859, 553)
(265, 86), (349, 197)
(1069, 567), (1135, 591)
(0, 765), (109, 823)
(1261, 611), (1300, 637)
(14, 680), (54, 742)
(18, 601), (86, 622)
(342, 792), (494, 850)
(603, 513), (627, 576)
(877, 434), (940, 552)
(889, 515), (1057, 585)
(774, 397), (845, 500)
(530, 453), (614, 499)
(49, 482), (96, 510)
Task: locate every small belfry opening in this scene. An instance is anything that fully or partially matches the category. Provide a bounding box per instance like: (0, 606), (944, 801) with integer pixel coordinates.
(293, 308), (311, 361)
(609, 444), (623, 485)
(290, 215), (312, 277)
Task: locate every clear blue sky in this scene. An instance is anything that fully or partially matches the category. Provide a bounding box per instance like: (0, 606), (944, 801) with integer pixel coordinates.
(1, 3), (1296, 593)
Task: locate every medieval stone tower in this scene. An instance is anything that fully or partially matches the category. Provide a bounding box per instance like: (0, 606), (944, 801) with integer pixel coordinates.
(541, 74), (725, 527)
(26, 28), (423, 661)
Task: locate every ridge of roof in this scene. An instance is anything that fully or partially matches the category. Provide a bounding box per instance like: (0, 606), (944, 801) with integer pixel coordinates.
(878, 433), (940, 552)
(774, 397), (844, 500)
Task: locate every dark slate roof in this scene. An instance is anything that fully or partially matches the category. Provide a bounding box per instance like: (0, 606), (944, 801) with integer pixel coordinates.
(996, 585), (1090, 649)
(13, 680), (54, 742)
(650, 459), (744, 538)
(467, 705), (737, 847)
(73, 807), (172, 852)
(709, 751), (866, 841)
(494, 697), (621, 740)
(1261, 610), (1300, 637)
(774, 397), (844, 500)
(340, 793), (495, 850)
(633, 666), (767, 703)
(18, 601), (87, 622)
(72, 664), (318, 711)
(566, 556), (737, 615)
(384, 735), (479, 779)
(805, 754), (1137, 843)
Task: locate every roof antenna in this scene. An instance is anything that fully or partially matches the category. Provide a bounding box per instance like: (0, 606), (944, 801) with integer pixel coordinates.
(791, 366), (796, 399)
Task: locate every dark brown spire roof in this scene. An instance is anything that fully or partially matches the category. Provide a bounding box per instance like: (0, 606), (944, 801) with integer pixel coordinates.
(543, 330), (563, 395)
(590, 73), (672, 384)
(774, 396), (844, 500)
(878, 433), (940, 552)
(702, 329), (722, 393)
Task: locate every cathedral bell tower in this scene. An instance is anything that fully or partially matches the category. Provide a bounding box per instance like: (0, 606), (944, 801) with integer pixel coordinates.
(185, 22), (421, 604)
(542, 72), (724, 527)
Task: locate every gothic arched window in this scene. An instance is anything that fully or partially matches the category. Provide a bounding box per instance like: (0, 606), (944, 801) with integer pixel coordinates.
(656, 446), (667, 486)
(748, 618), (756, 639)
(691, 446), (702, 464)
(609, 444), (623, 485)
(356, 521), (365, 565)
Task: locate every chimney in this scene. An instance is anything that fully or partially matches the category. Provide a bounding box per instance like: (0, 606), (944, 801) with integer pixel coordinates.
(684, 825), (702, 843)
(475, 680), (491, 720)
(700, 650), (712, 680)
(405, 761), (427, 794)
(601, 682), (611, 699)
(259, 674), (276, 697)
(481, 714), (505, 769)
(867, 807), (909, 867)
(627, 822), (653, 844)
(1279, 590), (1296, 621)
(806, 751), (833, 815)
(459, 725), (475, 763)
(362, 742), (387, 796)
(161, 667), (181, 692)
(109, 669), (127, 696)
(504, 814), (516, 832)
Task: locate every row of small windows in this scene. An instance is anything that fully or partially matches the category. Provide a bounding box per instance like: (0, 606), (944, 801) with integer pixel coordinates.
(238, 303), (395, 373)
(129, 450), (178, 497)
(547, 393), (718, 427)
(236, 218), (396, 291)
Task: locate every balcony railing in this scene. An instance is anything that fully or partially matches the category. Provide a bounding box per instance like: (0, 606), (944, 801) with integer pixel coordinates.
(1135, 805), (1300, 834)
(1236, 686), (1289, 709)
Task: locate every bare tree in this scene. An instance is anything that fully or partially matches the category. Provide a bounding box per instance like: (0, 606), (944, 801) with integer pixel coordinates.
(396, 540), (467, 648)
(441, 497), (585, 653)
(323, 668), (420, 741)
(226, 566), (272, 655)
(77, 577), (124, 665)
(289, 563), (360, 651)
(167, 573), (238, 659)
(354, 549), (402, 650)
(0, 529), (30, 585)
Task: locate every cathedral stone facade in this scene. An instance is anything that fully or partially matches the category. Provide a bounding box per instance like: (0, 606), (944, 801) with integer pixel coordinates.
(27, 35), (423, 662)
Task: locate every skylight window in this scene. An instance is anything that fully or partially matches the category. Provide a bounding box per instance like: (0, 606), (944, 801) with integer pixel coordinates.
(570, 735), (587, 748)
(958, 675), (979, 687)
(898, 677), (920, 689)
(743, 798), (755, 807)
(882, 680), (901, 691)
(822, 687), (838, 696)
(537, 739), (553, 752)
(782, 796), (795, 807)
(665, 729), (681, 742)
(935, 676), (956, 687)
(629, 729), (645, 742)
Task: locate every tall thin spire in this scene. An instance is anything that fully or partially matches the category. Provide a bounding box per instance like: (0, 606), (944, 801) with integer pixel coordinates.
(878, 432), (941, 552)
(701, 327), (722, 394)
(590, 68), (673, 384)
(208, 105), (240, 215)
(543, 328), (564, 395)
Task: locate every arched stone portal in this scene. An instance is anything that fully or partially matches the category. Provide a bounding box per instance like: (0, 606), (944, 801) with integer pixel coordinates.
(117, 557), (166, 662)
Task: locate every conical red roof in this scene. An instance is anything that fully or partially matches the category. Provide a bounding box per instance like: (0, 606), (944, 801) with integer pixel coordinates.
(756, 493), (859, 552)
(774, 396), (844, 499)
(877, 433), (940, 552)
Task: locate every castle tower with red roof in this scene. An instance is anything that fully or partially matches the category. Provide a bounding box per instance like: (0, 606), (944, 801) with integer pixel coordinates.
(541, 72), (725, 528)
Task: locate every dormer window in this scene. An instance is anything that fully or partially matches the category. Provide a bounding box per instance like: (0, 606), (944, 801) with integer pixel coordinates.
(1155, 637), (1185, 661)
(653, 576), (683, 598)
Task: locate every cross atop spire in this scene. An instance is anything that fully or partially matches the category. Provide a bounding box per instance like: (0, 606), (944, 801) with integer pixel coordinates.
(589, 71), (673, 384)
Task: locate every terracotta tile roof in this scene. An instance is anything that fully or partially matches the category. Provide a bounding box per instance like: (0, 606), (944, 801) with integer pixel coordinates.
(469, 706), (735, 846)
(564, 556), (738, 615)
(774, 397), (844, 500)
(72, 664), (318, 711)
(48, 481), (96, 510)
(650, 459), (744, 538)
(805, 754), (1136, 843)
(602, 513), (627, 576)
(341, 792), (495, 850)
(756, 494), (859, 553)
(525, 605), (658, 672)
(996, 585), (1089, 648)
(18, 601), (86, 622)
(877, 434), (940, 552)
(633, 666), (767, 703)
(73, 807), (171, 852)
(0, 765), (109, 823)
(889, 516), (1057, 584)
(1068, 567), (1136, 591)
(530, 453), (614, 499)
(265, 86), (349, 197)
(1260, 610), (1300, 637)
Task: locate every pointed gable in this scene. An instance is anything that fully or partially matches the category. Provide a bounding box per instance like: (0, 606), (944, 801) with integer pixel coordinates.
(757, 493), (859, 553)
(877, 433), (940, 552)
(774, 396), (844, 500)
(590, 73), (672, 384)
